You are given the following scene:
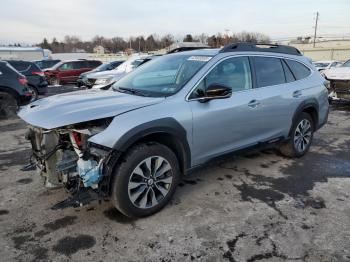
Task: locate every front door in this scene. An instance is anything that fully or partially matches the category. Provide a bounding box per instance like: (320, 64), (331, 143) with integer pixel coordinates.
(189, 56), (266, 165)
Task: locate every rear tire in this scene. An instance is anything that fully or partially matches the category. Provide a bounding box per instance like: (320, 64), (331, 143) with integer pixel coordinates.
(279, 112), (314, 158)
(49, 77), (60, 86)
(111, 143), (180, 218)
(0, 92), (18, 118)
(28, 86), (39, 101)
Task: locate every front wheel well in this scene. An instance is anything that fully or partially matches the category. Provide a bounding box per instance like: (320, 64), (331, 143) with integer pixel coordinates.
(119, 132), (189, 176)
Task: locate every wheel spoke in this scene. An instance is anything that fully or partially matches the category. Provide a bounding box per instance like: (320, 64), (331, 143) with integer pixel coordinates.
(130, 185), (147, 203)
(128, 181), (146, 190)
(155, 163), (171, 178)
(156, 176), (173, 184)
(145, 158), (152, 175)
(154, 157), (163, 174)
(150, 187), (158, 206)
(139, 187), (150, 208)
(154, 183), (168, 197)
(133, 166), (146, 179)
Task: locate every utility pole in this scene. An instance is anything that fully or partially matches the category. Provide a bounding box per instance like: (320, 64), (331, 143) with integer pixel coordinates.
(313, 12), (319, 48)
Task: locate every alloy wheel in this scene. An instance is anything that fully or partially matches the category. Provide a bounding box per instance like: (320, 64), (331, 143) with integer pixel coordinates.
(128, 156), (173, 209)
(294, 119), (312, 153)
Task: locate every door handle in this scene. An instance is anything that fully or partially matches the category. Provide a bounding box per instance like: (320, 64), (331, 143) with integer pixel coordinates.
(293, 90), (302, 98)
(248, 99), (260, 108)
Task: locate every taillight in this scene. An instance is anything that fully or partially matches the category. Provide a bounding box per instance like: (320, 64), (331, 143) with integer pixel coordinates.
(18, 77), (28, 86)
(32, 71), (45, 77)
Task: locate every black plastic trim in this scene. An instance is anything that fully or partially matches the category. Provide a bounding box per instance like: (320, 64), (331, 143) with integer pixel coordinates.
(290, 99), (319, 136)
(113, 118), (191, 169)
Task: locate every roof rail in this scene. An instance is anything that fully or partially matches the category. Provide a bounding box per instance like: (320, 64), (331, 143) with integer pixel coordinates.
(220, 42), (302, 56)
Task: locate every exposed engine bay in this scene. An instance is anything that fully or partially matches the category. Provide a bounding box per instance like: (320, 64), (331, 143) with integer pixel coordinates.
(328, 80), (350, 102)
(25, 118), (115, 198)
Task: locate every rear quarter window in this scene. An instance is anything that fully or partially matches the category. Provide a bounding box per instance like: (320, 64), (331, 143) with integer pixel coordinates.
(73, 61), (87, 69)
(285, 59), (311, 80)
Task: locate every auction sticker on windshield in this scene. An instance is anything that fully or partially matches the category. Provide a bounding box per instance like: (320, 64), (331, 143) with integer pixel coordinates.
(187, 56), (212, 62)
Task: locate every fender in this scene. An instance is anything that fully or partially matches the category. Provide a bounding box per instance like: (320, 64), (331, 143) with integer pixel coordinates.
(289, 98), (319, 136)
(113, 117), (191, 169)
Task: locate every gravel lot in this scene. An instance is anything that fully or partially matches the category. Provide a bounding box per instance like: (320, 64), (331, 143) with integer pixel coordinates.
(0, 93), (349, 262)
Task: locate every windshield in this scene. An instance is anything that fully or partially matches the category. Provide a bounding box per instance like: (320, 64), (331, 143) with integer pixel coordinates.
(313, 62), (330, 67)
(342, 60), (350, 67)
(112, 54), (212, 97)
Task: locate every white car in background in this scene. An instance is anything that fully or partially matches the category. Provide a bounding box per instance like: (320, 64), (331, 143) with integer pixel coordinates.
(84, 55), (157, 89)
(313, 60), (342, 72)
(323, 59), (350, 102)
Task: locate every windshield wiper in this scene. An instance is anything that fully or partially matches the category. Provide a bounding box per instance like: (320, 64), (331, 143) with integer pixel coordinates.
(116, 87), (147, 96)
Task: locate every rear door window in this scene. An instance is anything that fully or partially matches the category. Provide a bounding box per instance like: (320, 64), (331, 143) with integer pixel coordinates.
(254, 57), (285, 87)
(285, 60), (311, 80)
(73, 61), (87, 69)
(59, 62), (74, 71)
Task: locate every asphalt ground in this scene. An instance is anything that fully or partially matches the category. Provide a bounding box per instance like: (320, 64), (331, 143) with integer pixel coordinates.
(0, 88), (349, 262)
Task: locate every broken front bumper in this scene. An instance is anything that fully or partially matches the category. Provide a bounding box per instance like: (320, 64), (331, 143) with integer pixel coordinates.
(328, 80), (350, 102)
(25, 126), (113, 191)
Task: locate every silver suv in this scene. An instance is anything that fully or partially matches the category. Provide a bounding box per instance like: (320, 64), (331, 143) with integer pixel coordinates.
(19, 43), (329, 218)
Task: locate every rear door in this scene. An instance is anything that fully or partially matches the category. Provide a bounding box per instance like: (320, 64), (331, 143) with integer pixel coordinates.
(58, 62), (74, 82)
(248, 56), (295, 138)
(72, 61), (88, 81)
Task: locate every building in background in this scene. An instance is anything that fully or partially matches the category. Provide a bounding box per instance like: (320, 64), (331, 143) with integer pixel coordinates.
(0, 47), (44, 60)
(283, 38), (350, 61)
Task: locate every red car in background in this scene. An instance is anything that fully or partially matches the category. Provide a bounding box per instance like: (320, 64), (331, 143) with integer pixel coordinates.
(44, 60), (102, 85)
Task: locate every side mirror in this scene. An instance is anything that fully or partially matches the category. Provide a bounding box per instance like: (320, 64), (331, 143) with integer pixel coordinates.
(198, 84), (232, 103)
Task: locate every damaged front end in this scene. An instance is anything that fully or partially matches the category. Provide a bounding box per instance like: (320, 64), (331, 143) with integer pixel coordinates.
(26, 118), (117, 199)
(328, 80), (350, 102)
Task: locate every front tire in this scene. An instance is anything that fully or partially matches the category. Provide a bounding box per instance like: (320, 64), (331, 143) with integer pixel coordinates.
(279, 112), (314, 158)
(111, 143), (180, 218)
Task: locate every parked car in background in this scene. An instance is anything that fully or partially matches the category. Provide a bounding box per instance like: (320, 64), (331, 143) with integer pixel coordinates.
(313, 60), (342, 72)
(19, 43), (329, 218)
(82, 55), (156, 89)
(323, 59), (350, 102)
(44, 59), (102, 85)
(34, 59), (61, 70)
(6, 60), (48, 101)
(76, 60), (124, 87)
(0, 61), (32, 117)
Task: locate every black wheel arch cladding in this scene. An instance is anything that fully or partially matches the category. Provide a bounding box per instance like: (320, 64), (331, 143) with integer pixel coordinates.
(290, 99), (319, 135)
(113, 117), (191, 172)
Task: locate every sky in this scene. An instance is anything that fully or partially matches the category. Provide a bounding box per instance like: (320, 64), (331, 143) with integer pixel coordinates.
(0, 0), (349, 44)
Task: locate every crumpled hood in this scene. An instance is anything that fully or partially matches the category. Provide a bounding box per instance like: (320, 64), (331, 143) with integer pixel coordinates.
(324, 67), (350, 80)
(18, 89), (164, 129)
